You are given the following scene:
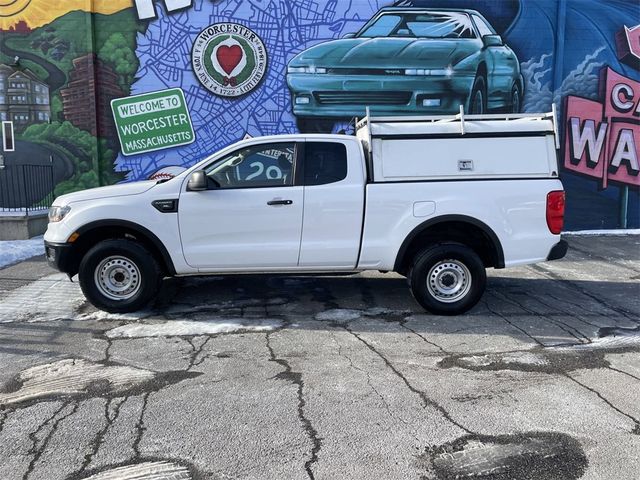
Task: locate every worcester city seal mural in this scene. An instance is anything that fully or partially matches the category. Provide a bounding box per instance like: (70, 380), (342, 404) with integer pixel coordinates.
(191, 23), (267, 98)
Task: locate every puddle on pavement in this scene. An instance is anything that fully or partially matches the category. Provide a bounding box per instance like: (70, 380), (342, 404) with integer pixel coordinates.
(0, 358), (200, 408)
(439, 326), (640, 374)
(314, 308), (412, 324)
(421, 432), (587, 480)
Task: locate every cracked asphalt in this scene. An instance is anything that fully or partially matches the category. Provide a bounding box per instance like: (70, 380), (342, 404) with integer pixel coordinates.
(0, 235), (639, 480)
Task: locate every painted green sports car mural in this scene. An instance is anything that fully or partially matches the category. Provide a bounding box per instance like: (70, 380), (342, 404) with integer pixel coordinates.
(287, 7), (524, 133)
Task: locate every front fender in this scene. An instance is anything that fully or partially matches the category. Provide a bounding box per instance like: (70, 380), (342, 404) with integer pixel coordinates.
(44, 195), (196, 275)
(451, 51), (483, 76)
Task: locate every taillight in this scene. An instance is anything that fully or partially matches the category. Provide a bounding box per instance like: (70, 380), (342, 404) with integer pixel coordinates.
(546, 191), (565, 235)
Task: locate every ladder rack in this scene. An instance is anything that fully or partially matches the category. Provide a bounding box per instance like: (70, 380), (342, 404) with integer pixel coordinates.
(355, 104), (560, 149)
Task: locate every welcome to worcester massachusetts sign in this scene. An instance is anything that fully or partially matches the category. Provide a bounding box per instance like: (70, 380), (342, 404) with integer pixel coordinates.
(112, 89), (195, 156)
(564, 68), (639, 189)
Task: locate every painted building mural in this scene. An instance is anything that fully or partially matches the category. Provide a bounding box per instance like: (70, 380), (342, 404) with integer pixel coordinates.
(0, 0), (638, 229)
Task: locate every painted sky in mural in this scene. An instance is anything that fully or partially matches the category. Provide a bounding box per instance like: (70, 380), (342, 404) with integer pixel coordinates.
(0, 0), (130, 29)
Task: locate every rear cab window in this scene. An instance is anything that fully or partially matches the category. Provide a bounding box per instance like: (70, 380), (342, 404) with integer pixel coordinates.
(304, 142), (348, 186)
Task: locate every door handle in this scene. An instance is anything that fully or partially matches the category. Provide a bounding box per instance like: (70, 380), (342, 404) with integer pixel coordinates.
(267, 199), (293, 206)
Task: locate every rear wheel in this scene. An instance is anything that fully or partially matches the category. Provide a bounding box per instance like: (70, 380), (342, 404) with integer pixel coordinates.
(408, 243), (486, 315)
(468, 76), (487, 114)
(510, 83), (522, 113)
(79, 239), (161, 313)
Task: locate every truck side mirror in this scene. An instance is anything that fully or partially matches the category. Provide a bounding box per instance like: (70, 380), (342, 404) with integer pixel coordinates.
(343, 32), (356, 39)
(482, 34), (503, 47)
(187, 170), (208, 191)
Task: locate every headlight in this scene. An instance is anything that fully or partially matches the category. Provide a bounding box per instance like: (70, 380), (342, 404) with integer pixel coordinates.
(287, 66), (327, 74)
(405, 67), (454, 77)
(48, 205), (71, 223)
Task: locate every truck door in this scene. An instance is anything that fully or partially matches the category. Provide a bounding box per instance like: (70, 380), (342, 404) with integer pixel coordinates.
(298, 140), (366, 268)
(178, 141), (304, 270)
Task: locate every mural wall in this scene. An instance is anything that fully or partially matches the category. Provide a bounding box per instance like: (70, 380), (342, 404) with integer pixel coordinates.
(0, 0), (638, 229)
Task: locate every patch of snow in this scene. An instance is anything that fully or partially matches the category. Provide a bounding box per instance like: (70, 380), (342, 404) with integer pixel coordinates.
(82, 461), (191, 480)
(105, 318), (282, 338)
(552, 330), (640, 351)
(456, 355), (494, 368)
(0, 358), (156, 407)
(563, 229), (640, 236)
(76, 310), (154, 322)
(0, 236), (45, 268)
(460, 351), (549, 368)
(500, 352), (549, 366)
(0, 273), (85, 323)
(0, 209), (47, 217)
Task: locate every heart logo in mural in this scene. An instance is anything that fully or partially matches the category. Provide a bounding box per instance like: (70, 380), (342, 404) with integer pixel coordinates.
(216, 45), (243, 76)
(192, 23), (267, 98)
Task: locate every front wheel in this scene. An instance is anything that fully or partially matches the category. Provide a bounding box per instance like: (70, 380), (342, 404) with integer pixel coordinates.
(78, 239), (161, 313)
(408, 243), (486, 315)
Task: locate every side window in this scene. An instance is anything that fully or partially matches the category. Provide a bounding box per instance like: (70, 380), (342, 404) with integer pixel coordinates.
(205, 142), (296, 189)
(304, 142), (348, 186)
(472, 15), (495, 37)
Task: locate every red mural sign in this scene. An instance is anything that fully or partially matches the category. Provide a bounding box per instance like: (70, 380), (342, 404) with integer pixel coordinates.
(564, 67), (639, 189)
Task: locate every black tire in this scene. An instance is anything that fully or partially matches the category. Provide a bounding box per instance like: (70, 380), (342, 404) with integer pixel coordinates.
(78, 239), (162, 313)
(468, 76), (487, 114)
(510, 83), (522, 113)
(296, 117), (335, 134)
(408, 243), (486, 316)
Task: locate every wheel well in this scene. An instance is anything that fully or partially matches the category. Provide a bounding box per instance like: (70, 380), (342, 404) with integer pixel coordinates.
(394, 219), (504, 276)
(476, 62), (487, 81)
(66, 223), (175, 277)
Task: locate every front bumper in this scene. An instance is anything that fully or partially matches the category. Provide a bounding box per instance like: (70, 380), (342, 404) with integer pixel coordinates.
(547, 240), (569, 261)
(44, 241), (77, 275)
(287, 73), (475, 118)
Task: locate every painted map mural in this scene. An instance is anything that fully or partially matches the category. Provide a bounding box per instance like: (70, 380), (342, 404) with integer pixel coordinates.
(0, 0), (638, 229)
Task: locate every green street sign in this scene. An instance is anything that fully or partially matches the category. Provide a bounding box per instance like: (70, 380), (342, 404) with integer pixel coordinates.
(111, 88), (195, 156)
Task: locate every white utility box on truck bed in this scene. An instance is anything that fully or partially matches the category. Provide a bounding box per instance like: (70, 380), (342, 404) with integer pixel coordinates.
(358, 110), (560, 182)
(45, 110), (567, 315)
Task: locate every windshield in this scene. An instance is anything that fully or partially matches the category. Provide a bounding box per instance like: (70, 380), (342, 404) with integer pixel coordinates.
(359, 11), (476, 39)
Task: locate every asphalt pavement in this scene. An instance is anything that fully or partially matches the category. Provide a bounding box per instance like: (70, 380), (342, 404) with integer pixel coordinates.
(0, 235), (639, 480)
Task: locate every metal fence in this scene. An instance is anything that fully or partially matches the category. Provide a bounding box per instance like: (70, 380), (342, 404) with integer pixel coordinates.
(0, 164), (55, 215)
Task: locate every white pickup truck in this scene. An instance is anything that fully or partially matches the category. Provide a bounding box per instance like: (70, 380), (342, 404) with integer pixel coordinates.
(44, 111), (567, 315)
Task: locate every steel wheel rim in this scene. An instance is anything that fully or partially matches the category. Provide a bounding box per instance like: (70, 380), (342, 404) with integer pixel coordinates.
(94, 256), (141, 301)
(426, 259), (472, 303)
